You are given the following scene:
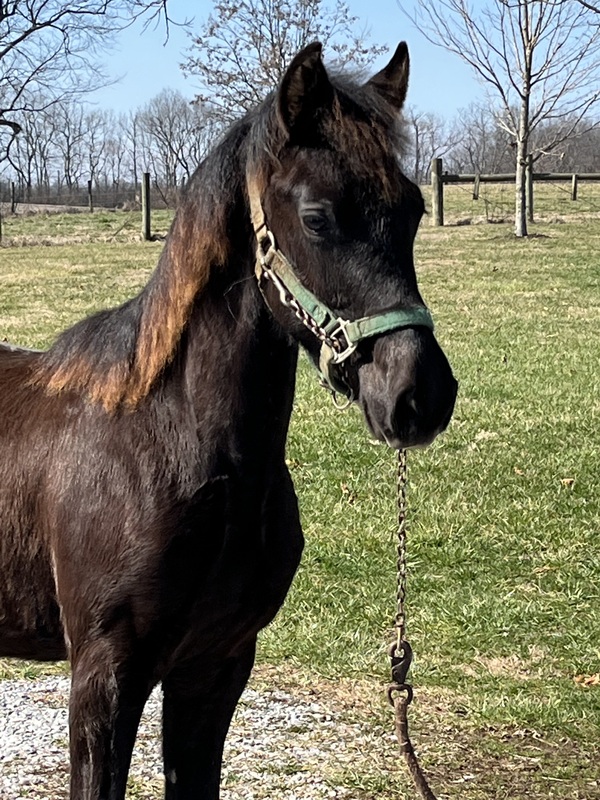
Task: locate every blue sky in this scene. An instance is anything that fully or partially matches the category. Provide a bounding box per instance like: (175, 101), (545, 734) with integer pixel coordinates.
(91, 0), (484, 119)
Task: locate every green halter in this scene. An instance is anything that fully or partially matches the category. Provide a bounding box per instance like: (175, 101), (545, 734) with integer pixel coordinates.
(247, 180), (434, 398)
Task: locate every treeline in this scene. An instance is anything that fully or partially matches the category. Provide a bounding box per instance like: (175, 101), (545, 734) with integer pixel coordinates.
(1, 89), (219, 208)
(405, 105), (600, 185)
(2, 91), (600, 209)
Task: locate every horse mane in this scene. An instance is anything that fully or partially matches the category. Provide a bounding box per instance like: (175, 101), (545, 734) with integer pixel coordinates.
(32, 73), (407, 412)
(32, 117), (253, 412)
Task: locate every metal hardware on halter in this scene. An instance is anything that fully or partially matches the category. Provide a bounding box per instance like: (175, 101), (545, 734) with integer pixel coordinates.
(322, 319), (358, 364)
(262, 263), (295, 311)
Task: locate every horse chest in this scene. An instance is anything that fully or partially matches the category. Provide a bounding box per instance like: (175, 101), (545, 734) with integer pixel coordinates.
(147, 478), (303, 663)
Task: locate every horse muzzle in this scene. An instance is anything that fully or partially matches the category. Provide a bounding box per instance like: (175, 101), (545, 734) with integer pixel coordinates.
(356, 327), (457, 449)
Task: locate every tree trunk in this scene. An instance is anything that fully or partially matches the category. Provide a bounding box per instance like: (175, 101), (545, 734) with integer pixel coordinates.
(526, 154), (534, 223)
(515, 92), (530, 238)
(515, 140), (527, 237)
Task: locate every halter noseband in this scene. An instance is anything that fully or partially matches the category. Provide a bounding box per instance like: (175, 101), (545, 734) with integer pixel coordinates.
(247, 180), (434, 399)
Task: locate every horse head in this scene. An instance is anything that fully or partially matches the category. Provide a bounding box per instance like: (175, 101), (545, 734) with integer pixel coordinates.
(247, 42), (457, 448)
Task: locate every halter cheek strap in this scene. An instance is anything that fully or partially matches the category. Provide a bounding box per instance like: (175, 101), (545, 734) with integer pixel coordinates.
(246, 179), (434, 398)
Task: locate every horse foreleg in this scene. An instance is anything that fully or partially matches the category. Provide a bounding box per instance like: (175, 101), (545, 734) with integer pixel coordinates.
(161, 642), (256, 800)
(68, 643), (154, 800)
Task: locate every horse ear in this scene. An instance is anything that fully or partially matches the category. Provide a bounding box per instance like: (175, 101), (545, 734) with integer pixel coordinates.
(367, 42), (410, 111)
(278, 42), (334, 136)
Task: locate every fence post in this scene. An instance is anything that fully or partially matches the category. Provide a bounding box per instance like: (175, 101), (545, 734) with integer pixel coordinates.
(10, 182), (16, 214)
(571, 174), (578, 201)
(141, 172), (151, 241)
(431, 157), (443, 226)
(526, 154), (533, 223)
(88, 180), (94, 213)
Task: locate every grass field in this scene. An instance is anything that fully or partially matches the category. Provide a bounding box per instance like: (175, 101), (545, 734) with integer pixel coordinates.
(0, 198), (599, 799)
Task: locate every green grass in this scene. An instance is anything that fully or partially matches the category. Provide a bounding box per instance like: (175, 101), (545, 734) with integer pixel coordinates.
(0, 207), (174, 246)
(1, 207), (599, 798)
(0, 241), (165, 348)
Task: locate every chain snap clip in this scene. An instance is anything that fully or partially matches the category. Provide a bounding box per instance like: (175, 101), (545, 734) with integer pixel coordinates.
(387, 639), (414, 707)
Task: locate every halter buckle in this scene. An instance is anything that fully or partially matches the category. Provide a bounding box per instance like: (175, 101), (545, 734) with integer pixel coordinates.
(257, 230), (277, 266)
(326, 318), (358, 364)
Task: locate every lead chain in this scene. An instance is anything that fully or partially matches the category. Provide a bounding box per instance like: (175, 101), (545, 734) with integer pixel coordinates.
(394, 448), (408, 657)
(257, 256), (355, 403)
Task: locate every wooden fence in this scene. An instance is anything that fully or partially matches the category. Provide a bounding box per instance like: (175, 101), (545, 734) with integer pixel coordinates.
(0, 173), (156, 243)
(430, 157), (600, 226)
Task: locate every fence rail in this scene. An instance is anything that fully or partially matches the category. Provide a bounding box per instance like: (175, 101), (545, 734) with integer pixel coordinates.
(430, 157), (600, 225)
(0, 175), (180, 211)
(0, 173), (166, 242)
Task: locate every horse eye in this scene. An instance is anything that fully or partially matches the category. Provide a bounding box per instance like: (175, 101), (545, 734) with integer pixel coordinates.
(301, 211), (329, 235)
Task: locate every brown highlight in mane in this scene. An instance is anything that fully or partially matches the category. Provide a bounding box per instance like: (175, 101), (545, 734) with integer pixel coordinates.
(43, 358), (132, 413)
(126, 210), (229, 409)
(34, 187), (231, 413)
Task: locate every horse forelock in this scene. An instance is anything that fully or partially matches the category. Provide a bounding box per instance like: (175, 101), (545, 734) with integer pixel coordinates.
(326, 78), (408, 202)
(246, 76), (407, 204)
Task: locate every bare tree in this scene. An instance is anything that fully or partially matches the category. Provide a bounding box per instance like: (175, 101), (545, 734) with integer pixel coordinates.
(0, 87), (217, 207)
(551, 123), (600, 172)
(0, 1), (176, 161)
(100, 113), (130, 191)
(122, 111), (142, 192)
(53, 101), (88, 192)
(410, 0), (600, 236)
(85, 111), (109, 187)
(137, 89), (215, 201)
(7, 103), (41, 197)
(182, 0), (385, 127)
(446, 102), (513, 174)
(574, 0), (600, 12)
(404, 108), (458, 183)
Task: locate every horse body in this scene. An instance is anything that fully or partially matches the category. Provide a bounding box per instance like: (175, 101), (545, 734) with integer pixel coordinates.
(0, 43), (457, 799)
(1, 260), (303, 797)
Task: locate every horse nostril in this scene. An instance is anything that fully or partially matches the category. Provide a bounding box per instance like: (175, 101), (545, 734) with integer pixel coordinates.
(357, 334), (457, 449)
(405, 389), (418, 415)
(392, 385), (419, 429)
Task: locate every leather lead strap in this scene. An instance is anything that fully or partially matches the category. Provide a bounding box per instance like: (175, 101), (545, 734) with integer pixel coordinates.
(394, 695), (438, 800)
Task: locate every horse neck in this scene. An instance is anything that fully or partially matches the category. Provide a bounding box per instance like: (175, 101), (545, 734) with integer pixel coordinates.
(179, 267), (299, 470)
(34, 114), (299, 459)
(157, 148), (298, 471)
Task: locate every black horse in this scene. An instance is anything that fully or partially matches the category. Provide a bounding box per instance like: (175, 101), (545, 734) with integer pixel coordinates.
(0, 42), (457, 799)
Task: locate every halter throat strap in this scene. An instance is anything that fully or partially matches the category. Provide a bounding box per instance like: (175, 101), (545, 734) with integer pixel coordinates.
(246, 179), (434, 396)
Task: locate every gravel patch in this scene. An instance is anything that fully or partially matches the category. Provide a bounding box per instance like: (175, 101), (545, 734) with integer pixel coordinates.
(0, 675), (387, 799)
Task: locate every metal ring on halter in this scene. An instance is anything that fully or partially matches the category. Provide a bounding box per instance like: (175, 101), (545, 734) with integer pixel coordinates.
(331, 391), (353, 410)
(327, 319), (358, 364)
